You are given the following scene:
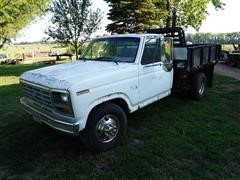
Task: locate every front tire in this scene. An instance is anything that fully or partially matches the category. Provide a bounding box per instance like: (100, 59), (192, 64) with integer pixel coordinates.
(80, 103), (127, 152)
(192, 73), (207, 100)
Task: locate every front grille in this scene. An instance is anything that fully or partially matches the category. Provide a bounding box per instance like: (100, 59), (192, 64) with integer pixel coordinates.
(21, 82), (54, 113)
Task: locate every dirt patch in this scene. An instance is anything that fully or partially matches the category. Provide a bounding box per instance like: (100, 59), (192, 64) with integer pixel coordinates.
(215, 63), (240, 93)
(95, 151), (117, 173)
(215, 63), (240, 80)
(130, 139), (144, 146)
(0, 167), (8, 178)
(223, 160), (240, 178)
(220, 97), (233, 110)
(222, 83), (240, 92)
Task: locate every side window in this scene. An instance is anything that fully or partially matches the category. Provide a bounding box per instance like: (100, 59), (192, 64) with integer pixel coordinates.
(141, 37), (161, 65)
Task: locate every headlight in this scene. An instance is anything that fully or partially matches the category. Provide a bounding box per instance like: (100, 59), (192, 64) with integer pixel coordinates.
(52, 92), (70, 104)
(60, 93), (69, 102)
(51, 91), (74, 117)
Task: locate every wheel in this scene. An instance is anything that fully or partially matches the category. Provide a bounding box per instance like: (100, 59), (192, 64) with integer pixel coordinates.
(80, 103), (127, 152)
(228, 55), (237, 67)
(192, 73), (207, 100)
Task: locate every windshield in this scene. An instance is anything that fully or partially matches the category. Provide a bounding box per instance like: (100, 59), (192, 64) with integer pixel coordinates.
(81, 37), (140, 63)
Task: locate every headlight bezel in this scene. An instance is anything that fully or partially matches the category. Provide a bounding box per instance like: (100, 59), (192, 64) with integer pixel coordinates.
(50, 89), (74, 117)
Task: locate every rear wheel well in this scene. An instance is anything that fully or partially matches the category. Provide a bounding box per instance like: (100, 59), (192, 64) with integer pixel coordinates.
(191, 65), (214, 87)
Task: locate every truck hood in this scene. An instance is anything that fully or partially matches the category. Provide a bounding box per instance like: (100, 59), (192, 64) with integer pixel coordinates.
(20, 60), (132, 90)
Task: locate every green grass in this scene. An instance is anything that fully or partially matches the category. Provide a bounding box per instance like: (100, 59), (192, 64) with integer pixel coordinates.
(0, 64), (240, 179)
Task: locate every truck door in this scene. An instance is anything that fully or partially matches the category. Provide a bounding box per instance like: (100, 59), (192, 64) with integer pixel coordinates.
(139, 36), (173, 102)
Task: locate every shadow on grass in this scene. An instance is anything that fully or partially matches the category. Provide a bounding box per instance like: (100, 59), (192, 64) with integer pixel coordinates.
(0, 110), (90, 177)
(0, 83), (195, 178)
(0, 83), (89, 177)
(0, 63), (47, 77)
(0, 83), (21, 95)
(0, 76), (240, 178)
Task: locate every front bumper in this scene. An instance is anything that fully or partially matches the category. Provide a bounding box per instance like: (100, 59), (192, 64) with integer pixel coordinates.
(20, 97), (80, 135)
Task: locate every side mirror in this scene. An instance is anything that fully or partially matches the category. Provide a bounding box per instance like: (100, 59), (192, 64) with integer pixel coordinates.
(161, 38), (173, 72)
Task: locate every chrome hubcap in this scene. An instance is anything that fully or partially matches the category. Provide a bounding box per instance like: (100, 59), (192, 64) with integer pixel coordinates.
(95, 114), (120, 143)
(199, 80), (205, 95)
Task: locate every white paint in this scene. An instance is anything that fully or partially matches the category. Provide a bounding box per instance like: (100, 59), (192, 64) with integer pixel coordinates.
(21, 61), (131, 90)
(20, 34), (173, 131)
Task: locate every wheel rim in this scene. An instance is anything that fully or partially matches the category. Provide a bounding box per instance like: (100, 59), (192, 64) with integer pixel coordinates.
(199, 79), (205, 95)
(95, 114), (120, 143)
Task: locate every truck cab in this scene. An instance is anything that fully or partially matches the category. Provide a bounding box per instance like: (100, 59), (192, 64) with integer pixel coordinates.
(20, 28), (220, 151)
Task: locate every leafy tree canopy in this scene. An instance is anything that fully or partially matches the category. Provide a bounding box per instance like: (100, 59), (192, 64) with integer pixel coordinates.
(46, 0), (102, 59)
(105, 0), (224, 32)
(0, 0), (51, 48)
(164, 0), (224, 29)
(105, 0), (167, 32)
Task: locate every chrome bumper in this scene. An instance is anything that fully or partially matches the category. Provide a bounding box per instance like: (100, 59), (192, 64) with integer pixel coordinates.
(20, 97), (79, 135)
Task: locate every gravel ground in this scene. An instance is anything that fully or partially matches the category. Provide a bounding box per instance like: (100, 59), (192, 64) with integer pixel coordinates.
(215, 63), (240, 80)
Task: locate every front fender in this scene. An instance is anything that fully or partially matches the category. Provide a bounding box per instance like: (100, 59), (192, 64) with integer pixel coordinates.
(79, 92), (136, 130)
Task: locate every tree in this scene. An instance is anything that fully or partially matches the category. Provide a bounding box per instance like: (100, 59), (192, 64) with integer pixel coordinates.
(105, 0), (224, 32)
(161, 0), (224, 30)
(47, 0), (102, 60)
(0, 0), (51, 48)
(105, 0), (167, 32)
(134, 0), (167, 31)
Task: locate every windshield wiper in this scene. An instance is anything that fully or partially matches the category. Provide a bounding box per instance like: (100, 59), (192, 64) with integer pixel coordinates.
(94, 57), (119, 65)
(81, 57), (92, 61)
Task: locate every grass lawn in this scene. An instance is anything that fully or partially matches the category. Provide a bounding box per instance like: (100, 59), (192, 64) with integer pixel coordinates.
(0, 63), (240, 179)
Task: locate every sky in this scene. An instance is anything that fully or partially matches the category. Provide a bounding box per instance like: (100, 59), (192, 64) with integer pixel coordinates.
(14, 0), (240, 43)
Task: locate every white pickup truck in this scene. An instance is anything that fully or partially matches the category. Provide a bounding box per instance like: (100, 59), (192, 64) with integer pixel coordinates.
(20, 28), (220, 151)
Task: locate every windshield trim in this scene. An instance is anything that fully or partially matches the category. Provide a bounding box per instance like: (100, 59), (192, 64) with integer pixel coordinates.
(79, 37), (141, 64)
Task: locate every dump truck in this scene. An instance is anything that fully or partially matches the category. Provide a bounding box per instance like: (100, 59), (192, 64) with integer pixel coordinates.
(20, 27), (221, 151)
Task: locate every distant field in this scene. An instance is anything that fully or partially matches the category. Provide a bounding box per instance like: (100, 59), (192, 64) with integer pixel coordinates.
(0, 43), (68, 58)
(0, 43), (74, 63)
(221, 44), (235, 51)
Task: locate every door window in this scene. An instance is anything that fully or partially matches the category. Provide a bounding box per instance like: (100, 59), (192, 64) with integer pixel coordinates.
(141, 37), (161, 65)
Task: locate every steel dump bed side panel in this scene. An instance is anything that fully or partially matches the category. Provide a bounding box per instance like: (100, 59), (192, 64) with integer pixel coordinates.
(172, 44), (220, 74)
(186, 44), (221, 68)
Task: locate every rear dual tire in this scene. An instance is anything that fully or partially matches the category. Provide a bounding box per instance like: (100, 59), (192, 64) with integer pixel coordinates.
(192, 73), (207, 100)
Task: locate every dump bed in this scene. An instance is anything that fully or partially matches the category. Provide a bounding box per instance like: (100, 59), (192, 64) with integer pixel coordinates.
(173, 44), (221, 73)
(147, 27), (221, 73)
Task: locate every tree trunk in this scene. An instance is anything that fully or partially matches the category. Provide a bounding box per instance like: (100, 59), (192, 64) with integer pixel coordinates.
(166, 0), (170, 28)
(74, 43), (78, 61)
(172, 8), (177, 28)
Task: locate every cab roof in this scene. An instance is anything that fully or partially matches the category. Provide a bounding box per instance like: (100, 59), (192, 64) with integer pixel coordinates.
(96, 33), (164, 39)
